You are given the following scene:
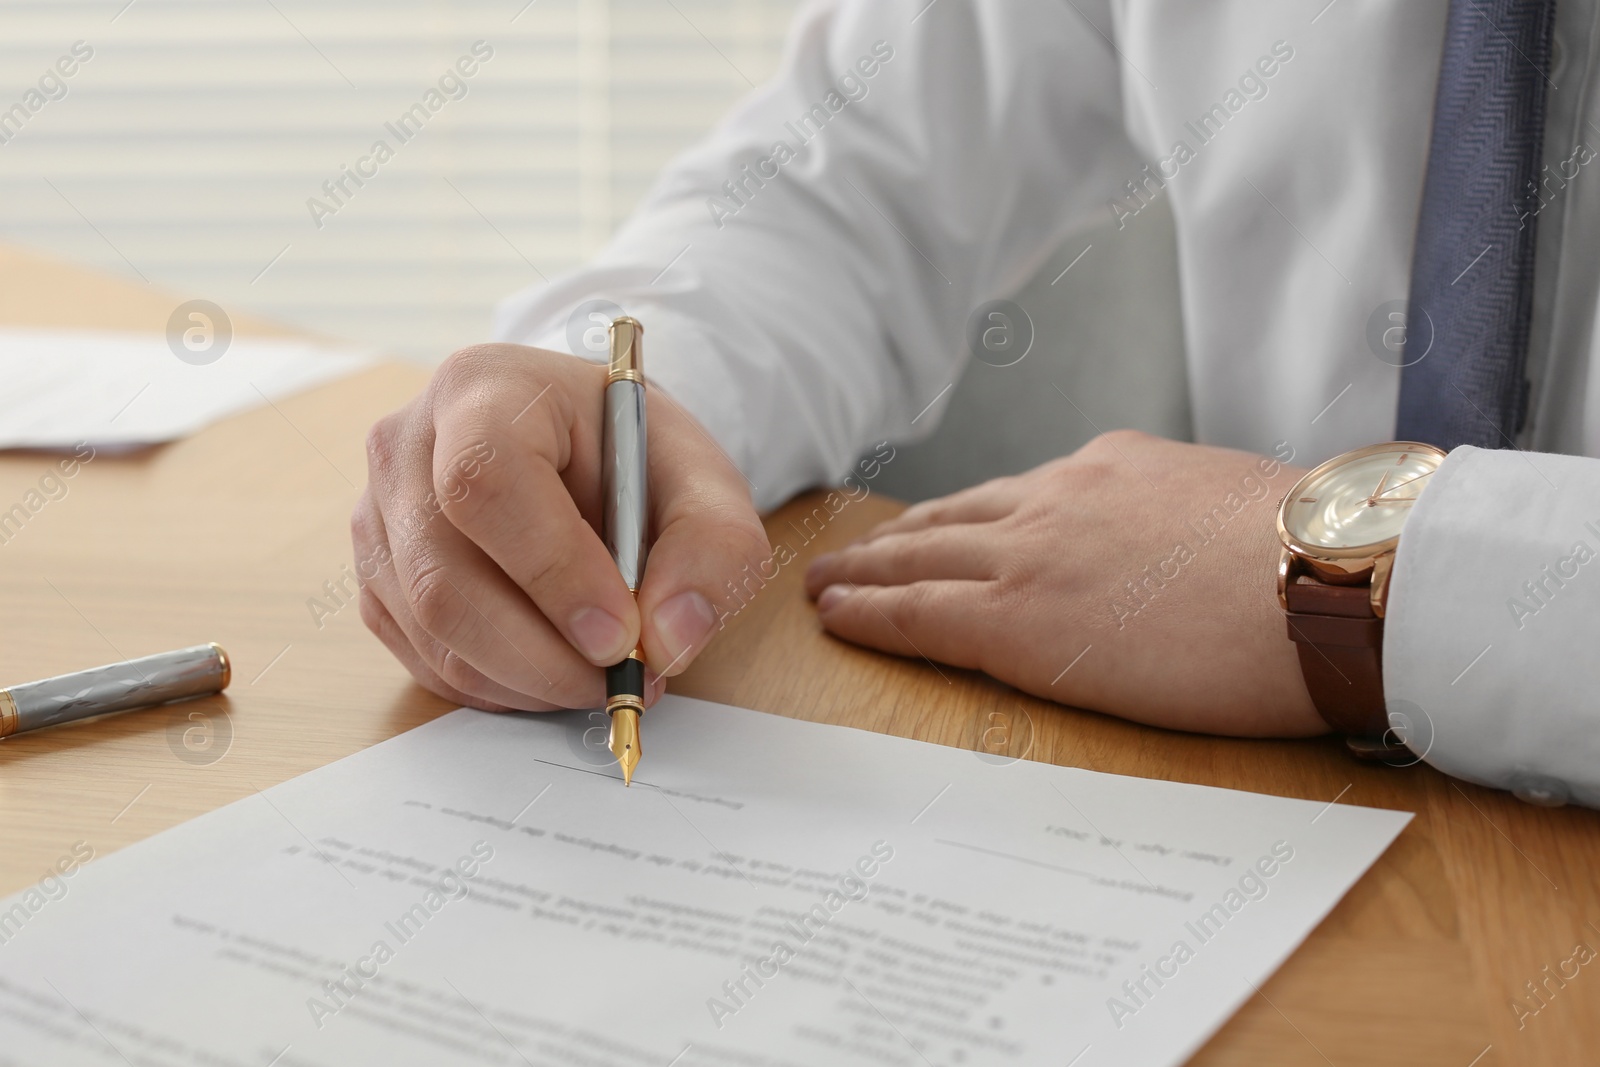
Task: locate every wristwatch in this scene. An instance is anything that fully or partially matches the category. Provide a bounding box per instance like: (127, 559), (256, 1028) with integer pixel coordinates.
(1275, 442), (1446, 748)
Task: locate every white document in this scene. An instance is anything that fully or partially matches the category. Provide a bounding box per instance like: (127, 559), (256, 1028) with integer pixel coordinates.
(0, 697), (1409, 1066)
(0, 328), (377, 451)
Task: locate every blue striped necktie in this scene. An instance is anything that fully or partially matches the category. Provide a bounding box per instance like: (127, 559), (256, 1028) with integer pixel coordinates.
(1396, 0), (1558, 449)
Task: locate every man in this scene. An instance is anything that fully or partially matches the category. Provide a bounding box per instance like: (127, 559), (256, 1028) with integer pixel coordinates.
(351, 0), (1599, 808)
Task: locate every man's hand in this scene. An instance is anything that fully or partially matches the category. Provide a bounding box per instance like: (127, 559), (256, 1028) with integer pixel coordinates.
(803, 431), (1325, 737)
(352, 344), (769, 712)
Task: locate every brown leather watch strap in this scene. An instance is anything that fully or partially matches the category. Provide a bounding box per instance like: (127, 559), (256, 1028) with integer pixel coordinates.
(1284, 574), (1388, 738)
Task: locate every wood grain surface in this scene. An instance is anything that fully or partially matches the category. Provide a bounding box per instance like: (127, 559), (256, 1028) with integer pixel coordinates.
(1, 244), (1596, 1066)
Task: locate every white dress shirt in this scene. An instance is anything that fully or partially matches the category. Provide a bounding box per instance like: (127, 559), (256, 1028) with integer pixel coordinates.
(493, 0), (1600, 808)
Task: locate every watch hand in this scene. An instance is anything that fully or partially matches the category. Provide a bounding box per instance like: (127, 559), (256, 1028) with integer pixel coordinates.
(1364, 469), (1391, 507)
(1378, 469), (1435, 495)
(1365, 468), (1434, 505)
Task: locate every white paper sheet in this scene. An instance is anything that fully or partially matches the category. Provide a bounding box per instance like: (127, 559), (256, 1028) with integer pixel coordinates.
(0, 328), (378, 451)
(0, 697), (1409, 1066)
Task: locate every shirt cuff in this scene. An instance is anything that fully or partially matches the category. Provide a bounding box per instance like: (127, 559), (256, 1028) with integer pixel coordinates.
(1384, 445), (1600, 809)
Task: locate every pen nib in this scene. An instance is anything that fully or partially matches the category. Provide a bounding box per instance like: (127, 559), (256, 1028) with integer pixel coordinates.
(608, 705), (641, 786)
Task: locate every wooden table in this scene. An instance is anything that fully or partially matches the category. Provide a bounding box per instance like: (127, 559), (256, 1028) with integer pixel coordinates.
(1, 245), (1596, 1067)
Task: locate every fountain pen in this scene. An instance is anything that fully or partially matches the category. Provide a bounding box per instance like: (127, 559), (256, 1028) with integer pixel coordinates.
(601, 315), (648, 785)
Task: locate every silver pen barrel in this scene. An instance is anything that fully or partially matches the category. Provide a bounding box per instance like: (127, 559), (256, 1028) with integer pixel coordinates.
(0, 643), (231, 738)
(603, 316), (648, 592)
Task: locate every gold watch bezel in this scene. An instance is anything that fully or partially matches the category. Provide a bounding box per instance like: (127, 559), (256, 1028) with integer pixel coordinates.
(1276, 441), (1446, 563)
(1275, 441), (1445, 617)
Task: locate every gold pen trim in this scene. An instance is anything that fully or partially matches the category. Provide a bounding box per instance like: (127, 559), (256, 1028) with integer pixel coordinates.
(0, 690), (17, 739)
(607, 316), (644, 385)
(210, 643), (232, 690)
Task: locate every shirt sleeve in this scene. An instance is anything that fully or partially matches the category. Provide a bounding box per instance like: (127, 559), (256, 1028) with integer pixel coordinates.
(492, 0), (1140, 510)
(1385, 445), (1600, 809)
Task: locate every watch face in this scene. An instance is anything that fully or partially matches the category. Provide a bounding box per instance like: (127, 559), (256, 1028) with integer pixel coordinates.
(1281, 443), (1445, 554)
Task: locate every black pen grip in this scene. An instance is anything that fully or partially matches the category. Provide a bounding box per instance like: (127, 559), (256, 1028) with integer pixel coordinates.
(606, 657), (645, 703)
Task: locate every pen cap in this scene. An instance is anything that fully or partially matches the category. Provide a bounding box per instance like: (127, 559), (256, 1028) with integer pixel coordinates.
(2, 643), (230, 736)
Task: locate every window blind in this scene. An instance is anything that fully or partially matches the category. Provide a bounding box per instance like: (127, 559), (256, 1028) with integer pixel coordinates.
(0, 0), (798, 360)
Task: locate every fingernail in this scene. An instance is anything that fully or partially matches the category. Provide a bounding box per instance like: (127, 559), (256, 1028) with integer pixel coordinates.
(816, 584), (849, 611)
(653, 591), (717, 674)
(570, 606), (630, 664)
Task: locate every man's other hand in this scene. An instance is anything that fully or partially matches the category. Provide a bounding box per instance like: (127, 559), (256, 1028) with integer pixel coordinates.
(804, 432), (1325, 737)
